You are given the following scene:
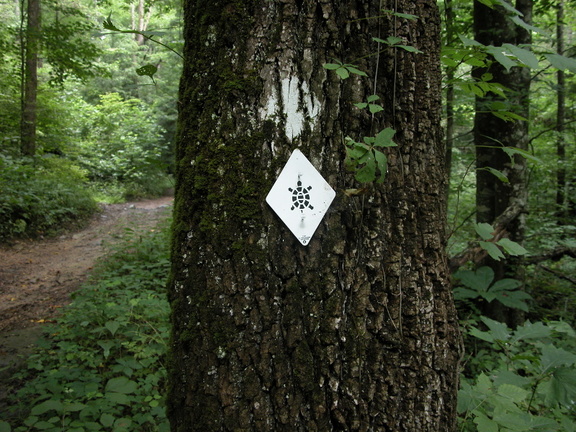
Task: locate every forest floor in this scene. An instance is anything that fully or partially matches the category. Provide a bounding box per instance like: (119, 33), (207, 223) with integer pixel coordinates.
(0, 196), (173, 379)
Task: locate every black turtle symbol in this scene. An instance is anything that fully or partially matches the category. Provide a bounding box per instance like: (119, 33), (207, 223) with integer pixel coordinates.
(289, 180), (314, 211)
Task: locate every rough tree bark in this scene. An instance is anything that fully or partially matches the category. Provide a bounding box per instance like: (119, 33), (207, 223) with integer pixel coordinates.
(167, 1), (461, 431)
(473, 0), (531, 324)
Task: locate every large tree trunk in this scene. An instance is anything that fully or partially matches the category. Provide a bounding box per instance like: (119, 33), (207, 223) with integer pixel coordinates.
(167, 1), (461, 431)
(473, 0), (531, 324)
(20, 0), (40, 157)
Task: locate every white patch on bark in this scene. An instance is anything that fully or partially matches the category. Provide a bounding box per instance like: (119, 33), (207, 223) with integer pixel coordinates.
(260, 75), (320, 142)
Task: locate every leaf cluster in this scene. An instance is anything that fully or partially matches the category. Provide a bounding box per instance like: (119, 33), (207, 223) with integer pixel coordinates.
(474, 222), (528, 262)
(459, 317), (576, 431)
(344, 126), (397, 184)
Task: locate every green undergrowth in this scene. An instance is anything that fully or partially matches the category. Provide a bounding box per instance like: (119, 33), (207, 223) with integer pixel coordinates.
(458, 317), (576, 431)
(0, 156), (98, 240)
(454, 271), (576, 431)
(1, 215), (172, 432)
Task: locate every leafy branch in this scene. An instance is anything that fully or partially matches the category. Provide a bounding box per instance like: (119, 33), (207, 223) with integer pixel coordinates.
(103, 15), (183, 82)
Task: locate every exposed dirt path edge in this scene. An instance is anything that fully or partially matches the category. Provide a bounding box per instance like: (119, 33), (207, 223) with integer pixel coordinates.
(0, 196), (173, 375)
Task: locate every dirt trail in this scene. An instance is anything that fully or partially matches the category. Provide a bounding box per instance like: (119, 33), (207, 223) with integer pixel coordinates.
(0, 196), (173, 374)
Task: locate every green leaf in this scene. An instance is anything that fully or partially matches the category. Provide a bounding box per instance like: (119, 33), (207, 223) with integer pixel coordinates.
(373, 150), (388, 183)
(136, 64), (158, 82)
(502, 43), (539, 69)
(469, 327), (495, 343)
(479, 241), (505, 261)
(549, 367), (576, 406)
(482, 166), (509, 183)
(368, 104), (384, 114)
(374, 128), (397, 148)
(103, 15), (121, 32)
(323, 63), (342, 70)
(335, 67), (350, 79)
(545, 53), (576, 73)
(105, 392), (131, 405)
(501, 146), (541, 164)
(475, 222), (495, 240)
(497, 384), (528, 403)
(64, 402), (86, 412)
(493, 370), (531, 388)
(98, 340), (115, 358)
(100, 413), (115, 428)
(453, 287), (479, 300)
(496, 238), (528, 256)
(105, 376), (138, 394)
(486, 46), (517, 71)
(494, 290), (529, 310)
(494, 0), (522, 16)
(354, 151), (377, 183)
(540, 344), (576, 374)
(547, 321), (576, 337)
(477, 372), (494, 393)
(492, 412), (535, 431)
(474, 413), (499, 432)
(381, 9), (419, 20)
(491, 110), (528, 122)
(345, 65), (367, 77)
(398, 45), (422, 53)
(114, 418), (133, 429)
(495, 290), (532, 311)
(354, 102), (368, 109)
(105, 320), (121, 336)
(490, 278), (522, 292)
(454, 266), (494, 292)
(31, 399), (64, 415)
(459, 35), (483, 47)
(0, 421), (12, 432)
(510, 15), (546, 35)
(386, 36), (403, 45)
(480, 316), (512, 341)
(367, 95), (380, 103)
(512, 321), (552, 342)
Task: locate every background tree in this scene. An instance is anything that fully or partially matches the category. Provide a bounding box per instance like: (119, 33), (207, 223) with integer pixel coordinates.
(468, 0), (532, 323)
(20, 0), (40, 156)
(167, 0), (461, 430)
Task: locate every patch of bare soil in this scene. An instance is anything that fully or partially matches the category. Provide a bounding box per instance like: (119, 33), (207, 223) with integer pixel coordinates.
(0, 196), (173, 376)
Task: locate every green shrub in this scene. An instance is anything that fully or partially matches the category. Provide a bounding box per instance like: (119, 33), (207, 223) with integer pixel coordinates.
(74, 93), (168, 187)
(0, 156), (97, 239)
(458, 316), (576, 431)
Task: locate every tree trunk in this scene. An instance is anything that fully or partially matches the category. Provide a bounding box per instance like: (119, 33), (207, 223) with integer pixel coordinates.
(444, 0), (456, 189)
(556, 0), (567, 224)
(20, 0), (40, 156)
(473, 0), (531, 324)
(167, 1), (461, 431)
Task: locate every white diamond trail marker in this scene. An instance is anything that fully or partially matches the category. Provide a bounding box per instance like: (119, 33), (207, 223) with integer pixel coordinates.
(266, 149), (335, 246)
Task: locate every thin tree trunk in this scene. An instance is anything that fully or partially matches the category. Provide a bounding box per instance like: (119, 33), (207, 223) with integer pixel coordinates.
(473, 0), (531, 325)
(131, 0), (149, 45)
(20, 0), (40, 157)
(167, 1), (461, 430)
(556, 1), (566, 224)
